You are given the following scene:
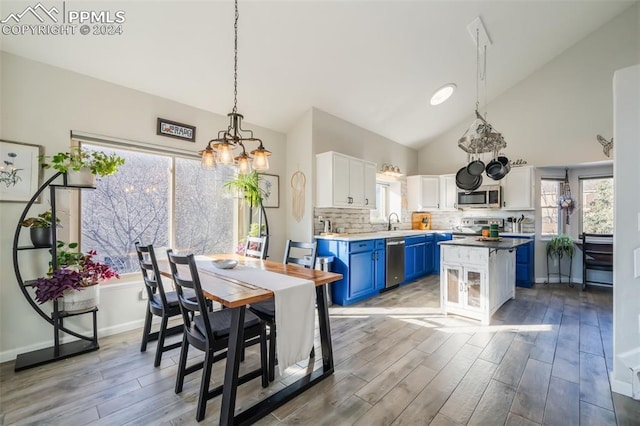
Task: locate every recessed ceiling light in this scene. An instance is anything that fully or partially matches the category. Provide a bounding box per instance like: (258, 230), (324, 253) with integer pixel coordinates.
(430, 83), (457, 106)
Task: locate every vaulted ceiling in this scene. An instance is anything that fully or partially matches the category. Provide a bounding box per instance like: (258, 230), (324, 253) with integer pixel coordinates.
(1, 0), (635, 149)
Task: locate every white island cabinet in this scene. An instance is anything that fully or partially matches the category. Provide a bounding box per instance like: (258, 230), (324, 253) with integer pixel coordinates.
(439, 238), (530, 324)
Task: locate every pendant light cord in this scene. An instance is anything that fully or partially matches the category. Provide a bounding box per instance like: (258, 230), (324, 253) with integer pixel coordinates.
(233, 0), (239, 114)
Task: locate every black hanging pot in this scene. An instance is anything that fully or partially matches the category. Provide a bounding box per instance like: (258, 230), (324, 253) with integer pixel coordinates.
(497, 156), (511, 174)
(466, 157), (485, 176)
(486, 156), (511, 181)
(456, 166), (483, 192)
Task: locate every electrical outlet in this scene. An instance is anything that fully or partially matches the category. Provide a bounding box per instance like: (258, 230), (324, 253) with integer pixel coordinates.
(139, 290), (147, 301)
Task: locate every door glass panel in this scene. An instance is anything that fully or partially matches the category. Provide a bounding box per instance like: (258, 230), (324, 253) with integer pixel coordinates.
(466, 270), (482, 308)
(446, 268), (459, 304)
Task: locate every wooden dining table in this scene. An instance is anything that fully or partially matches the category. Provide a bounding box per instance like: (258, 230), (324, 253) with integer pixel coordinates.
(158, 253), (342, 425)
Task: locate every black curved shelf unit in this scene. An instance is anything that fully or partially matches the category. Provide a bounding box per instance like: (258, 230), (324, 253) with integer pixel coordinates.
(12, 172), (100, 371)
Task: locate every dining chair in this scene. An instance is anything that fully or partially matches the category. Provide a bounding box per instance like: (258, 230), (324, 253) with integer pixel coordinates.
(249, 240), (317, 381)
(136, 242), (185, 367)
(244, 235), (268, 259)
(167, 250), (268, 422)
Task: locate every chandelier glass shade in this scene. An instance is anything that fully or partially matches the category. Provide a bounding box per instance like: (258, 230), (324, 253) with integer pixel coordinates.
(199, 0), (271, 174)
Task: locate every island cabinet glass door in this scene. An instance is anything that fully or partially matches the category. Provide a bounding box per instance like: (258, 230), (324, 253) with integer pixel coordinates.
(442, 264), (485, 313)
(443, 265), (462, 307)
(463, 268), (484, 312)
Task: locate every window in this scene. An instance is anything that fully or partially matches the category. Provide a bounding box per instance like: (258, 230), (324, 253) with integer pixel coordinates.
(370, 182), (389, 222)
(540, 178), (562, 236)
(80, 142), (235, 275)
(580, 176), (613, 234)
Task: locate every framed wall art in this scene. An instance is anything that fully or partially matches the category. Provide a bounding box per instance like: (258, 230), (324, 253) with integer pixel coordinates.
(0, 140), (41, 202)
(259, 173), (279, 208)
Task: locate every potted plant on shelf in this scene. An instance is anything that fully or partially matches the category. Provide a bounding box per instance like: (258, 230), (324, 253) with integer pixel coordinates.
(33, 242), (119, 312)
(20, 210), (60, 248)
(546, 234), (576, 284)
(41, 147), (125, 186)
(546, 234), (576, 260)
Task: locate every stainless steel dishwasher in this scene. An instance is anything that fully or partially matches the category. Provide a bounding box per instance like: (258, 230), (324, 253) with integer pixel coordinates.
(385, 237), (405, 289)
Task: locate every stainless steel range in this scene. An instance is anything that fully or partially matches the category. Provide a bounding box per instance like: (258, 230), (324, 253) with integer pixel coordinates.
(453, 217), (504, 237)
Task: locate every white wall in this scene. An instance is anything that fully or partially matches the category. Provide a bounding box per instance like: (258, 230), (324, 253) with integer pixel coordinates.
(283, 107), (419, 241)
(0, 52), (287, 361)
(612, 64), (640, 396)
(418, 3), (639, 174)
(312, 108), (418, 175)
(285, 109), (314, 243)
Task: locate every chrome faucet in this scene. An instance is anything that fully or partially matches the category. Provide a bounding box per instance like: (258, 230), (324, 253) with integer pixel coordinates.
(387, 212), (400, 231)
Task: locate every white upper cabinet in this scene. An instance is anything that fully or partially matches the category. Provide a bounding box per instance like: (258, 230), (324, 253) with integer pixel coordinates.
(407, 175), (440, 211)
(439, 174), (458, 211)
(363, 162), (377, 208)
(501, 166), (535, 210)
(316, 151), (377, 209)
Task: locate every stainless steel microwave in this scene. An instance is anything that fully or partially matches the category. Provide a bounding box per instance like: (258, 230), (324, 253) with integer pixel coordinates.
(457, 185), (501, 208)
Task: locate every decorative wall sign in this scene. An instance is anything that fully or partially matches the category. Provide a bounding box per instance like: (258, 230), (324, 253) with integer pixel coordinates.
(156, 118), (196, 142)
(259, 174), (279, 208)
(0, 140), (41, 202)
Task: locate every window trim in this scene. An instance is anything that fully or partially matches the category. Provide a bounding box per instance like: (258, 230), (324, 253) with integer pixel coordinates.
(540, 177), (563, 237)
(75, 134), (238, 282)
(579, 174), (613, 235)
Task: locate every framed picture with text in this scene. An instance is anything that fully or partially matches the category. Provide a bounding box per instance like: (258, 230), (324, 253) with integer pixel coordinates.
(0, 140), (41, 202)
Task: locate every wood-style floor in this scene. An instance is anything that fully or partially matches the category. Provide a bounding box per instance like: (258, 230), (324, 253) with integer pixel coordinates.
(2, 277), (639, 425)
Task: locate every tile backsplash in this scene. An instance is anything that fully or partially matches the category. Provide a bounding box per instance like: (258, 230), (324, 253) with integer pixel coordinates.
(314, 208), (411, 234)
(313, 207), (535, 234)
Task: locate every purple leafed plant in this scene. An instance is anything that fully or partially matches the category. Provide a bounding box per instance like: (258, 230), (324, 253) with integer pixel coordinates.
(33, 248), (120, 304)
(34, 268), (83, 304)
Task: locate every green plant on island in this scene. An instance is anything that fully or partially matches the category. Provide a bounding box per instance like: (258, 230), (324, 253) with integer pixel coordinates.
(40, 147), (125, 177)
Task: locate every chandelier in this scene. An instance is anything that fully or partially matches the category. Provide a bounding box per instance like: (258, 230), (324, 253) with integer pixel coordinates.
(458, 25), (507, 155)
(200, 0), (271, 174)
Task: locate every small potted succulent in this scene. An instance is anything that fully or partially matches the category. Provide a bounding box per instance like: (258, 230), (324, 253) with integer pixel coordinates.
(33, 242), (119, 311)
(41, 147), (125, 186)
(20, 210), (60, 247)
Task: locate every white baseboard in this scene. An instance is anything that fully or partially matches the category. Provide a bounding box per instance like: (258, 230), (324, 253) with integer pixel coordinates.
(0, 318), (147, 364)
(610, 374), (634, 398)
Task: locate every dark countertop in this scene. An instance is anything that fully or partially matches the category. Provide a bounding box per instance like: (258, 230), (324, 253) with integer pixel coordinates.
(439, 237), (532, 250)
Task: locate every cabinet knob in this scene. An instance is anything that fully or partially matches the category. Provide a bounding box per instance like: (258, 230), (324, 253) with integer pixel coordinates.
(365, 198), (369, 205)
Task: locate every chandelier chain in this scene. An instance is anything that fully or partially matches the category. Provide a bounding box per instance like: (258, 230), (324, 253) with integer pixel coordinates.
(475, 29), (480, 111)
(233, 0), (239, 114)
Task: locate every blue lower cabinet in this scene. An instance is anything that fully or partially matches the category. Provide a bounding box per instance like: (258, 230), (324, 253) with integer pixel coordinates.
(374, 240), (386, 291)
(434, 233), (452, 275)
(405, 235), (426, 283)
(317, 239), (385, 306)
(502, 236), (535, 287)
(425, 240), (435, 274)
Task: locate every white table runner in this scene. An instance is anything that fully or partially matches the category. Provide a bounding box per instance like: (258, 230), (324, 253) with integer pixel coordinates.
(196, 258), (316, 375)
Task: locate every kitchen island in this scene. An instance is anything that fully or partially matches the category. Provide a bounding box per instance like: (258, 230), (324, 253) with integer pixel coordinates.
(439, 237), (531, 324)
